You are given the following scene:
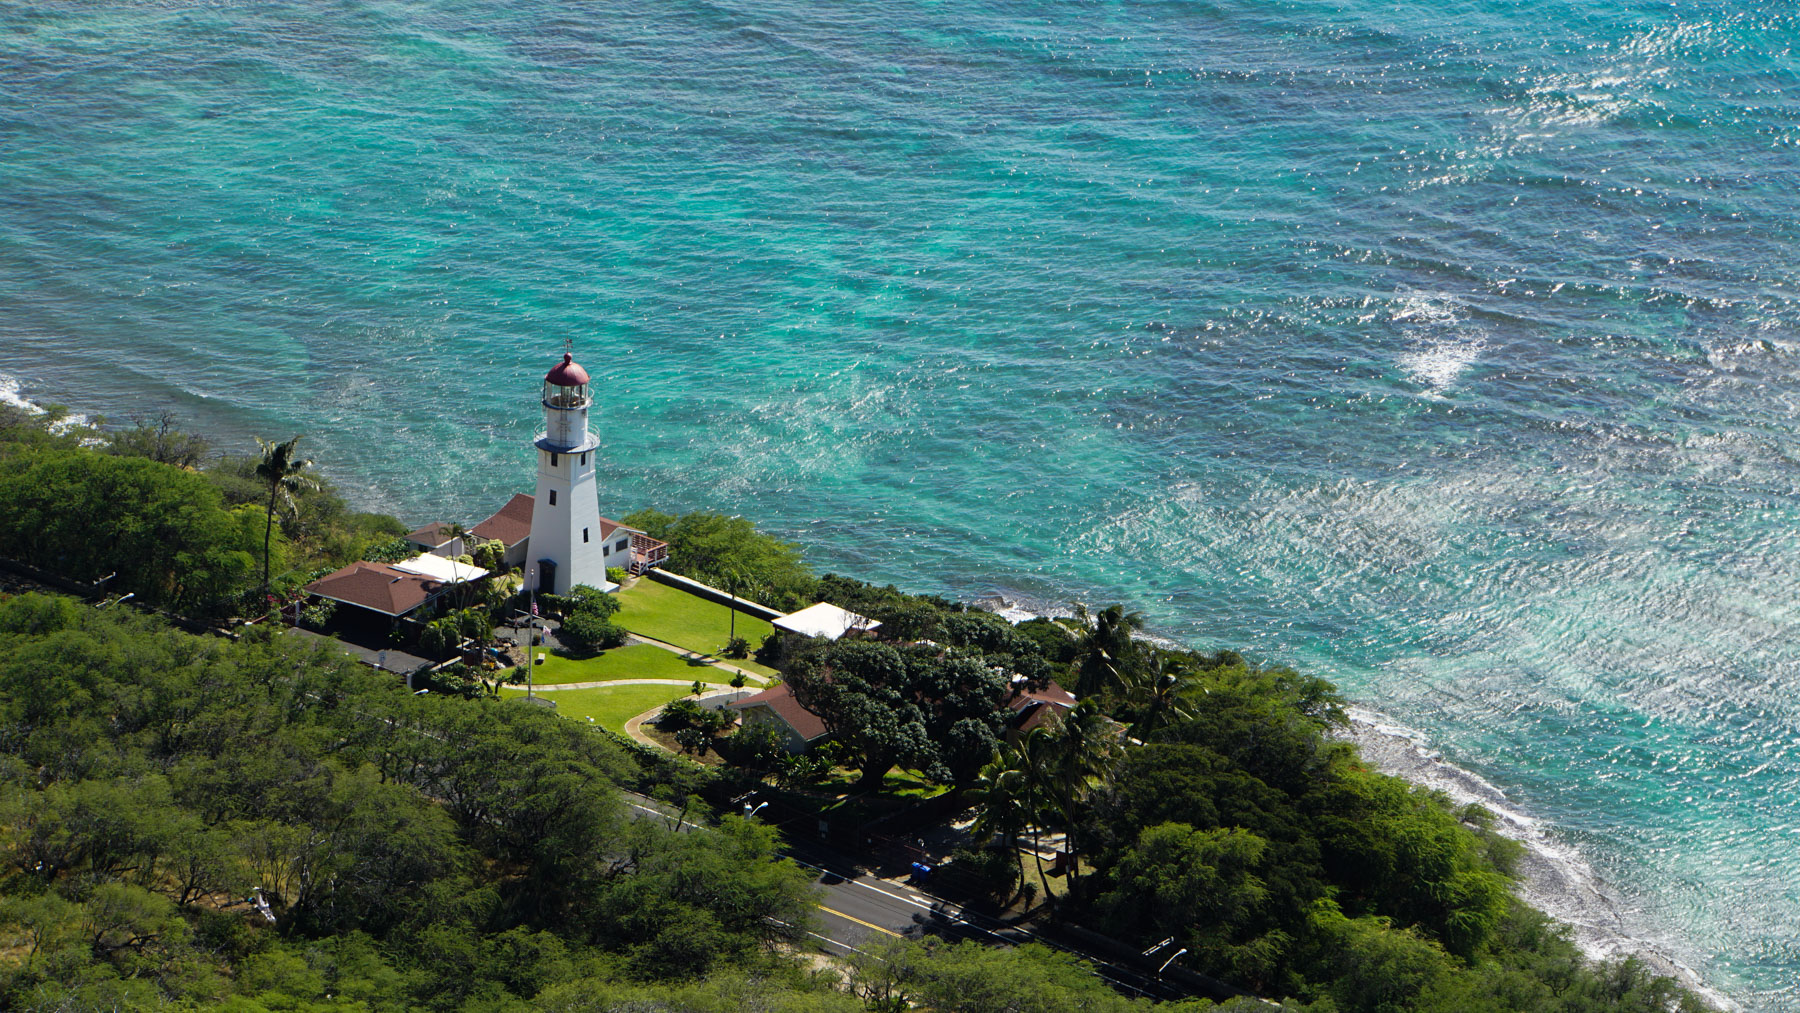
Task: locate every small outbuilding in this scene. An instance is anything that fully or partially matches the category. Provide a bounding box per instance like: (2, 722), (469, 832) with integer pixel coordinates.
(773, 602), (880, 642)
(303, 561), (448, 621)
(729, 683), (831, 754)
(404, 522), (465, 558)
(471, 494), (536, 570)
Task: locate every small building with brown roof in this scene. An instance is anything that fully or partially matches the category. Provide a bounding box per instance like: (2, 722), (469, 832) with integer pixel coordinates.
(471, 494), (536, 569)
(304, 561), (448, 619)
(729, 682), (831, 754)
(471, 492), (669, 578)
(1005, 679), (1078, 738)
(405, 522), (465, 558)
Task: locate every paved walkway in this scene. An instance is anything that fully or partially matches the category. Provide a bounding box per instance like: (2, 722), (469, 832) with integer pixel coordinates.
(621, 631), (770, 684)
(523, 677), (735, 692)
(617, 686), (748, 751)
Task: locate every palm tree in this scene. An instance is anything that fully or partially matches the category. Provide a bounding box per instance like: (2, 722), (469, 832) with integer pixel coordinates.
(969, 746), (1033, 898)
(255, 435), (317, 593)
(1037, 700), (1120, 884)
(1124, 654), (1199, 738)
(1072, 603), (1147, 698)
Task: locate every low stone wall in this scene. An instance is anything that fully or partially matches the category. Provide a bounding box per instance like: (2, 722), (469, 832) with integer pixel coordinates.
(643, 568), (784, 622)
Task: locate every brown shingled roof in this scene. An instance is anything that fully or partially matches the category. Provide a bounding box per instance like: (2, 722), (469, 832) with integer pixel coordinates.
(406, 522), (457, 548)
(472, 494), (631, 549)
(472, 493), (534, 547)
(304, 562), (444, 617)
(729, 683), (829, 742)
(1007, 680), (1076, 712)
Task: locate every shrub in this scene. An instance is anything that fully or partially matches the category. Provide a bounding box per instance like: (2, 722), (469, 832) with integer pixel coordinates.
(607, 566), (628, 584)
(753, 632), (786, 667)
(419, 618), (462, 659)
(724, 722), (786, 772)
(471, 538), (507, 571)
(948, 844), (1019, 901)
(559, 608), (627, 656)
(723, 636), (750, 659)
(363, 536), (415, 564)
(657, 698), (709, 732)
(674, 727), (714, 757)
(777, 752), (832, 787)
(298, 598), (337, 630)
(568, 584), (620, 618)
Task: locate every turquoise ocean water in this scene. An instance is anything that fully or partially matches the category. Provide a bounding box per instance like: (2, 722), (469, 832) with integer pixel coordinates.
(4, 1), (1798, 1004)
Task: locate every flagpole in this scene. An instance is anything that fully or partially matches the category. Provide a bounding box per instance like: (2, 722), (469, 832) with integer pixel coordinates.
(527, 566), (537, 701)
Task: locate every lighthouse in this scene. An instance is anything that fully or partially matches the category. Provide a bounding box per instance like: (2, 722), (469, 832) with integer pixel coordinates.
(524, 351), (610, 595)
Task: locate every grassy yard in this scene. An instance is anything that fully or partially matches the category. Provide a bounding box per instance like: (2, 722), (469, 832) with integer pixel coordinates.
(614, 579), (780, 677)
(512, 642), (719, 686)
(500, 682), (709, 732)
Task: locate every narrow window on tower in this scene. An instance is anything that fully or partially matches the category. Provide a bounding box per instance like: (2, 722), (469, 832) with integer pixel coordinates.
(580, 453), (587, 466)
(549, 490), (557, 506)
(583, 528), (589, 543)
(550, 452), (558, 467)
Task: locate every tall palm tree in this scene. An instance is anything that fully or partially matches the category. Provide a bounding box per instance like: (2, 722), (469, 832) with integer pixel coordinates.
(1038, 700), (1120, 884)
(969, 745), (1033, 897)
(1072, 603), (1146, 698)
(1124, 654), (1199, 738)
(255, 435), (317, 593)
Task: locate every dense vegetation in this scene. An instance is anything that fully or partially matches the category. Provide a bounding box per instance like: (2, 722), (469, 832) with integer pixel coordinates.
(622, 509), (817, 611)
(0, 594), (1254, 1012)
(765, 578), (1715, 1013)
(0, 408), (404, 618)
(0, 405), (1719, 1011)
(0, 594), (820, 1010)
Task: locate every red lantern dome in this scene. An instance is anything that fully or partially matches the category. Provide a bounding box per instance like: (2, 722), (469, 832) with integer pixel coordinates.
(544, 352), (589, 387)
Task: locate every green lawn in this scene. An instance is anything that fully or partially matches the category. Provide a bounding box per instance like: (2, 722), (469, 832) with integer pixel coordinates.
(512, 642), (718, 686)
(614, 579), (780, 677)
(501, 682), (707, 732)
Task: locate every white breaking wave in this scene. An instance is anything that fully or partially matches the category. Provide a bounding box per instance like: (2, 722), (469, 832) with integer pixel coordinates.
(0, 372), (96, 436)
(1340, 706), (1735, 1011)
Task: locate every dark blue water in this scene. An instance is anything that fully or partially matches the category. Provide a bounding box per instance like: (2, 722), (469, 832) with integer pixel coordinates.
(4, 2), (1797, 1003)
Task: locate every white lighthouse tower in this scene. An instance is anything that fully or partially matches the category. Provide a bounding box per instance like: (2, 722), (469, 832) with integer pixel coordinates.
(524, 350), (610, 595)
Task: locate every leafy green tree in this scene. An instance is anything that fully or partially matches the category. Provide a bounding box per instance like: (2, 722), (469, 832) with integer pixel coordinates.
(587, 816), (819, 979)
(81, 882), (187, 957)
(0, 890), (80, 958)
(784, 640), (1010, 789)
(419, 617), (461, 659)
(849, 938), (1198, 1013)
(0, 449), (269, 613)
(471, 537), (507, 571)
(1095, 822), (1277, 984)
(622, 510), (815, 610)
(254, 435), (318, 593)
(104, 411), (211, 468)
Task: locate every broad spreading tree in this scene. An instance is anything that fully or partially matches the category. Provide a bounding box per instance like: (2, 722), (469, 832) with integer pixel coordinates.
(783, 639), (1012, 790)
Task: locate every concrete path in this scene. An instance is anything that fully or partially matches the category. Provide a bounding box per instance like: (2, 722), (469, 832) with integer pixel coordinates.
(621, 631), (770, 684)
(618, 686), (748, 751)
(521, 677), (734, 692)
(621, 706), (667, 749)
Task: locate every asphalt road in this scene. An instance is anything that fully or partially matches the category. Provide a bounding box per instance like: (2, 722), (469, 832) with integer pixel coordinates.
(616, 790), (1199, 1003)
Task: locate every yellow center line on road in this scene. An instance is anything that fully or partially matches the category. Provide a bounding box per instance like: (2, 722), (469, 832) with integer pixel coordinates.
(818, 904), (902, 938)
